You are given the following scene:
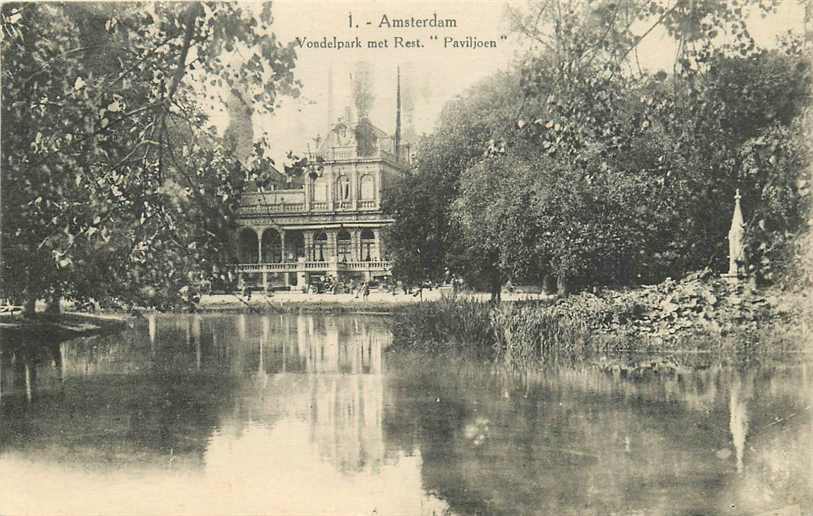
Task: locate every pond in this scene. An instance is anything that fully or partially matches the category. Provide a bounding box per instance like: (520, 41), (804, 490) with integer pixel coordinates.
(0, 313), (810, 515)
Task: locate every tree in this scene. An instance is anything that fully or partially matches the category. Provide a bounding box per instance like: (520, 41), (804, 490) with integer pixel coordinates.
(382, 73), (523, 295)
(387, 0), (808, 297)
(1, 2), (299, 312)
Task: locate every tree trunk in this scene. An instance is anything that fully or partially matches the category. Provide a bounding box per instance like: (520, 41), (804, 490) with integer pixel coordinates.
(23, 297), (36, 317)
(45, 290), (62, 314)
(490, 280), (501, 303)
(556, 274), (569, 297)
(542, 274), (555, 295)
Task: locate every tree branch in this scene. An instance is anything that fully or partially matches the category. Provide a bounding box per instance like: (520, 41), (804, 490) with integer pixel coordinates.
(166, 2), (202, 102)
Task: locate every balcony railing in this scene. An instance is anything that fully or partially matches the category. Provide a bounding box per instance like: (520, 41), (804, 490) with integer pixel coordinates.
(240, 203), (307, 214)
(320, 146), (400, 163)
(340, 260), (390, 271)
(231, 261), (391, 273)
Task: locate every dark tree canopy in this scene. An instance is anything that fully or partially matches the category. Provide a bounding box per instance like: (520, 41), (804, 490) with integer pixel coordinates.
(1, 2), (299, 311)
(384, 0), (810, 296)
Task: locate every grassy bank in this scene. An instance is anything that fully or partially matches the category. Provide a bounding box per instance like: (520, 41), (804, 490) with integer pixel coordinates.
(389, 272), (809, 365)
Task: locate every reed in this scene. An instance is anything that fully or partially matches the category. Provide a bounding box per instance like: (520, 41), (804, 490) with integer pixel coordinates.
(390, 298), (497, 358)
(389, 293), (804, 366)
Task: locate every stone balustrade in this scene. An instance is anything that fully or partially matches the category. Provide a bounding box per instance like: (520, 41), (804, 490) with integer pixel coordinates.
(231, 261), (391, 273)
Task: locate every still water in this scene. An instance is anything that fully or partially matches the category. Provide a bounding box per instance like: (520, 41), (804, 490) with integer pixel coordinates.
(0, 313), (810, 515)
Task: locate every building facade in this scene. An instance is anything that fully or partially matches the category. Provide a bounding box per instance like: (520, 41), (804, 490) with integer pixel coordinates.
(232, 117), (409, 291)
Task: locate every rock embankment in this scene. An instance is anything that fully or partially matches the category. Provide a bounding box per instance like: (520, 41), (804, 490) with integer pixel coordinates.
(545, 269), (805, 347)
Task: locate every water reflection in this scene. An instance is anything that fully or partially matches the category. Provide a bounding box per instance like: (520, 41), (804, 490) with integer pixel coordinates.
(0, 314), (450, 515)
(0, 315), (810, 515)
(383, 355), (812, 515)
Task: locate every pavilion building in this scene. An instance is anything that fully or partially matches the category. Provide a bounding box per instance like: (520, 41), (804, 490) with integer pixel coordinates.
(232, 116), (410, 291)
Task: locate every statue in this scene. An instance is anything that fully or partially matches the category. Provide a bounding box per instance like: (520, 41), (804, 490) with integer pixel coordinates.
(726, 189), (747, 278)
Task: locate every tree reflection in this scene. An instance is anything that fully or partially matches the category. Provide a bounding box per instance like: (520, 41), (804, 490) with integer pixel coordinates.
(383, 355), (812, 515)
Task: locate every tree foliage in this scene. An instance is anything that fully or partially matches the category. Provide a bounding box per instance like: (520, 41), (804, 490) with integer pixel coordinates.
(384, 0), (809, 294)
(1, 2), (299, 311)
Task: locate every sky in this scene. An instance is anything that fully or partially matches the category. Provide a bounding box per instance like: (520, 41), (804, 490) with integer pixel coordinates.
(207, 0), (807, 166)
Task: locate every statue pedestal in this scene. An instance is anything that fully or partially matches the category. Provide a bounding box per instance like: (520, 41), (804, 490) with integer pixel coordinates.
(720, 272), (743, 285)
(721, 272), (757, 292)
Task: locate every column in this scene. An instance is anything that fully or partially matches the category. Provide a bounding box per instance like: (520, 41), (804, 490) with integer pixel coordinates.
(304, 232), (314, 261)
(351, 166), (358, 211)
(373, 229), (382, 261)
(280, 230), (286, 263)
(327, 167), (335, 211)
(256, 227), (263, 263)
(262, 272), (268, 293)
(351, 229), (361, 262)
(328, 231), (338, 259)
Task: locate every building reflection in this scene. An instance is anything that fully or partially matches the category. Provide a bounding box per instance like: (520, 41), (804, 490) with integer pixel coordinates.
(220, 314), (389, 473)
(0, 314), (390, 473)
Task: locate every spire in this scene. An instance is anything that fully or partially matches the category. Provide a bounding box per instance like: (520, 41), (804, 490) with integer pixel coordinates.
(395, 65), (402, 161)
(731, 189), (744, 229)
(726, 189), (746, 277)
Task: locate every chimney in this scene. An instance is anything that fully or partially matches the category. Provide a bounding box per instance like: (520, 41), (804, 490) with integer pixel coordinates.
(327, 65), (334, 134)
(395, 65), (402, 161)
(346, 72), (354, 124)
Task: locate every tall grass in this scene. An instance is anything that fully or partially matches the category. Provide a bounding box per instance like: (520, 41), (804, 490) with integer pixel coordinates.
(389, 295), (803, 366)
(491, 302), (593, 366)
(390, 298), (497, 358)
(390, 298), (597, 363)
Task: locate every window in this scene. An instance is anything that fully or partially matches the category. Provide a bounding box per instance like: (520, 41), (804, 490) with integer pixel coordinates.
(360, 229), (375, 262)
(337, 230), (351, 262)
(314, 182), (328, 202)
(360, 175), (375, 200)
(313, 232), (328, 261)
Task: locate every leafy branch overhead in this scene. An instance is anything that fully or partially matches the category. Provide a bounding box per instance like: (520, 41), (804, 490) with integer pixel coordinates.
(1, 2), (299, 309)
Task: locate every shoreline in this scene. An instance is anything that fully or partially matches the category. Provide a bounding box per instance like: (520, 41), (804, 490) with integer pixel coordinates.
(193, 291), (553, 314)
(388, 275), (812, 361)
(0, 312), (129, 344)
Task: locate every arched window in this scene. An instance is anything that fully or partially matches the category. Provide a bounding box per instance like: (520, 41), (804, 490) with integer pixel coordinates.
(313, 180), (328, 202)
(360, 175), (375, 200)
(336, 175), (351, 201)
(286, 231), (305, 261)
(238, 228), (259, 263)
(261, 229), (282, 263)
(313, 232), (328, 262)
(337, 230), (351, 262)
(360, 229), (375, 262)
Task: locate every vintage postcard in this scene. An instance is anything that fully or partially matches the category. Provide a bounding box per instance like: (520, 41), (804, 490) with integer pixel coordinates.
(1, 0), (811, 514)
